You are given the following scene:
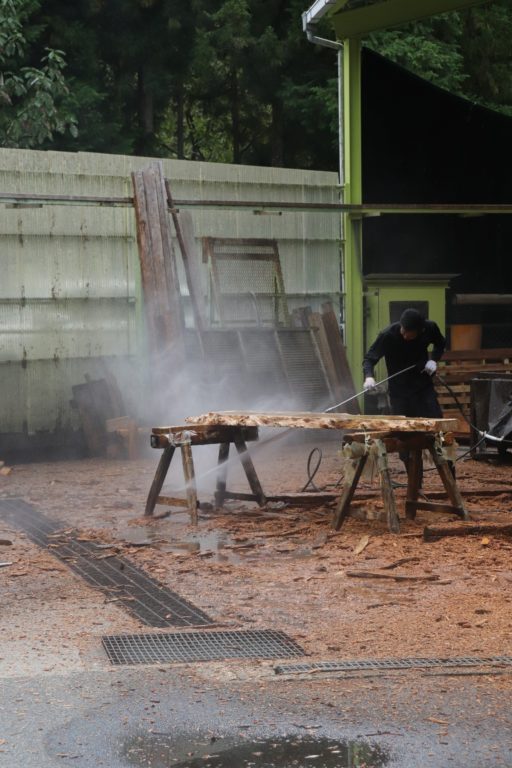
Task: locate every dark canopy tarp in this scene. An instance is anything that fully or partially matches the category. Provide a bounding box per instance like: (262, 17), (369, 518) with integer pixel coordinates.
(361, 47), (512, 299)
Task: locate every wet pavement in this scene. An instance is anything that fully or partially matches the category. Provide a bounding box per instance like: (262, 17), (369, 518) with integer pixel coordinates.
(2, 663), (512, 767)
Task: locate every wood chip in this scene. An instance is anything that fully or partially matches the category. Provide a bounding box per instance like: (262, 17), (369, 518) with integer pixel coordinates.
(353, 535), (370, 555)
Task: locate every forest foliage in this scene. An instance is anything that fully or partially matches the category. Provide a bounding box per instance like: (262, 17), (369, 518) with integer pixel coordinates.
(1, 0), (511, 169)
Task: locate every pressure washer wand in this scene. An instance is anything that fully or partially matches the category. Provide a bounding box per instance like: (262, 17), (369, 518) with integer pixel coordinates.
(323, 364), (418, 413)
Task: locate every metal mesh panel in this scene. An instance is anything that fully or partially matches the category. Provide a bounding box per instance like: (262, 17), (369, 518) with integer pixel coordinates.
(103, 629), (304, 665)
(183, 328), (331, 409)
(0, 499), (212, 627)
(205, 238), (289, 327)
(276, 329), (331, 408)
(238, 329), (290, 397)
(275, 656), (512, 675)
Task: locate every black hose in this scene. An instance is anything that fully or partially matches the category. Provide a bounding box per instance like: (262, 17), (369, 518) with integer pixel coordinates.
(301, 447), (323, 492)
(300, 375), (503, 491)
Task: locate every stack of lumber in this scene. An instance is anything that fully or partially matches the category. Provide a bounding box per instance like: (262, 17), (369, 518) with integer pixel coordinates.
(435, 348), (512, 436)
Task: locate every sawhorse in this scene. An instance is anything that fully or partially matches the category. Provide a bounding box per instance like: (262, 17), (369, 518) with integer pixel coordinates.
(333, 430), (468, 534)
(145, 425), (264, 521)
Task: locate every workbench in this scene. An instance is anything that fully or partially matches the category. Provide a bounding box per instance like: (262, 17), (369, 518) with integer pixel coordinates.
(145, 411), (466, 534)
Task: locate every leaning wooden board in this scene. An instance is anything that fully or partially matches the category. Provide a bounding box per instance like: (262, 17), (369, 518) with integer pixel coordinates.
(171, 411), (459, 433)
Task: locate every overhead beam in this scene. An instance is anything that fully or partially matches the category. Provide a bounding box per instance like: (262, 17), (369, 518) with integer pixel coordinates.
(331, 0), (488, 38)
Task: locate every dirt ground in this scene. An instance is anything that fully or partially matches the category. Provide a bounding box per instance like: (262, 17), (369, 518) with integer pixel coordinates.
(2, 432), (512, 669)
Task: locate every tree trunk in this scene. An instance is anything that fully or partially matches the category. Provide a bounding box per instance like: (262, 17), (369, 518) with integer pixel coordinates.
(176, 84), (185, 159)
(136, 67), (155, 155)
(231, 67), (241, 164)
(271, 99), (284, 167)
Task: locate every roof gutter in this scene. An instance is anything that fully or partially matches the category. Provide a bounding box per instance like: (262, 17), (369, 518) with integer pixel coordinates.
(302, 0), (342, 47)
(302, 0), (339, 28)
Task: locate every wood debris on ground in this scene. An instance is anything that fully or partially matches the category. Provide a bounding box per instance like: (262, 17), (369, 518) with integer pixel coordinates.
(2, 442), (512, 663)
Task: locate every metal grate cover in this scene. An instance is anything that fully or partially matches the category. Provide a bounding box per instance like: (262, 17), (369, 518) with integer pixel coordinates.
(275, 656), (512, 675)
(0, 499), (211, 628)
(103, 629), (304, 665)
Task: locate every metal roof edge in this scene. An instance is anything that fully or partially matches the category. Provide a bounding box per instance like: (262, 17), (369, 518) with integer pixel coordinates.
(302, 0), (341, 29)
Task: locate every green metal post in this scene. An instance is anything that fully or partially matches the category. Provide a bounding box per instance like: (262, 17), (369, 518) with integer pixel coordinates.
(343, 37), (364, 393)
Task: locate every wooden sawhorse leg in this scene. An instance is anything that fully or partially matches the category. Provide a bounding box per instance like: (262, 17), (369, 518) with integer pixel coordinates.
(333, 454), (368, 530)
(145, 440), (198, 524)
(429, 441), (468, 520)
(405, 448), (423, 520)
(145, 445), (175, 516)
(214, 442), (230, 508)
(234, 435), (266, 506)
(181, 441), (198, 525)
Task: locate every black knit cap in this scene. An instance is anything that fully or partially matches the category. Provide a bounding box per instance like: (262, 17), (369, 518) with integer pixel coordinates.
(400, 308), (425, 332)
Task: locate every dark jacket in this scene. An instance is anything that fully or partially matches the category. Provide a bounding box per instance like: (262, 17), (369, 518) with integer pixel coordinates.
(363, 320), (446, 397)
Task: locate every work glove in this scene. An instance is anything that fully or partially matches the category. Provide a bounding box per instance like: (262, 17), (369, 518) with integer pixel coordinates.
(423, 360), (437, 376)
(363, 377), (377, 391)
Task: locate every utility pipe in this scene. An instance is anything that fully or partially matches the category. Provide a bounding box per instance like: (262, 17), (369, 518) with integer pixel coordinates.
(302, 18), (344, 185)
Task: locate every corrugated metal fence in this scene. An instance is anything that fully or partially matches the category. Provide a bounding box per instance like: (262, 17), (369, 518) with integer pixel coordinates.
(0, 149), (343, 453)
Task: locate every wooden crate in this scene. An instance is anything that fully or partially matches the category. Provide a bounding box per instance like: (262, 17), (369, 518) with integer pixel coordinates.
(435, 348), (512, 436)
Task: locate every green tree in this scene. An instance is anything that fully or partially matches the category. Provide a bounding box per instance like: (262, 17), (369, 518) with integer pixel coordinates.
(461, 1), (512, 115)
(0, 0), (76, 148)
(159, 0), (338, 168)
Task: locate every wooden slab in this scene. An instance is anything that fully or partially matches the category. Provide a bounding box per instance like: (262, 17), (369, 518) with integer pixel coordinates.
(182, 411), (458, 433)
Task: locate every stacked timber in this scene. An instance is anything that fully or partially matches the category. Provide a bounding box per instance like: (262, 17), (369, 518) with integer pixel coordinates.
(435, 347), (512, 436)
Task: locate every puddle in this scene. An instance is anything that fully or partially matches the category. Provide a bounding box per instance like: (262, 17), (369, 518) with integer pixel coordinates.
(120, 525), (241, 564)
(120, 518), (322, 565)
(122, 733), (389, 767)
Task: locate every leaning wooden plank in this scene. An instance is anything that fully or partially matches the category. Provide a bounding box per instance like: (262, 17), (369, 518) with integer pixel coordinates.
(164, 176), (206, 330)
(183, 411), (459, 433)
(132, 169), (159, 347)
(321, 301), (359, 414)
(424, 522), (512, 541)
(132, 163), (185, 354)
(154, 162), (185, 349)
(308, 312), (343, 404)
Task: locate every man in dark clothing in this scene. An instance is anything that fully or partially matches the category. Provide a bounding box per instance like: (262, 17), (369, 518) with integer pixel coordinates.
(363, 308), (448, 480)
(363, 308), (445, 418)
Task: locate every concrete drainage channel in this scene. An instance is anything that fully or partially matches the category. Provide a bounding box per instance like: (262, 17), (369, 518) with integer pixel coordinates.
(0, 498), (305, 667)
(0, 498), (212, 627)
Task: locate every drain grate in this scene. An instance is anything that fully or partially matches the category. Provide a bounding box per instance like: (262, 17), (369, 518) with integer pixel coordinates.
(274, 656), (512, 675)
(0, 499), (212, 628)
(103, 629), (304, 665)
